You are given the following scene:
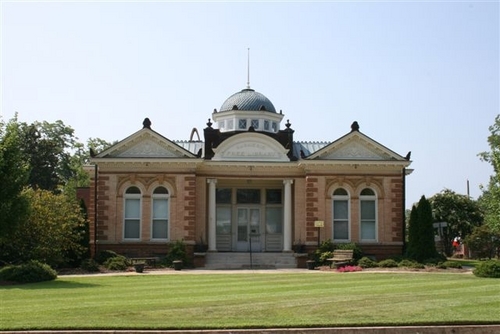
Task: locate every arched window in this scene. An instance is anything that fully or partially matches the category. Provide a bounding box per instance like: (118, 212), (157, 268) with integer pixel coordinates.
(332, 188), (350, 241)
(151, 186), (169, 240)
(360, 188), (377, 241)
(124, 186), (141, 240)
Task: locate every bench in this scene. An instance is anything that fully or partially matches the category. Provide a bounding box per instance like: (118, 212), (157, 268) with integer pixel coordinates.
(326, 250), (354, 268)
(129, 257), (159, 267)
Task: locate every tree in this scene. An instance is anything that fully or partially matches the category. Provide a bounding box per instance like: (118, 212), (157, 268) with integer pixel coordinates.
(0, 188), (87, 267)
(464, 224), (500, 259)
(0, 116), (30, 243)
(18, 120), (82, 192)
(429, 189), (483, 256)
(478, 114), (500, 234)
(406, 195), (438, 262)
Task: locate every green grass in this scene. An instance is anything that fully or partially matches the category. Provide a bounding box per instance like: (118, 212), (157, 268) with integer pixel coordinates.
(1, 271), (499, 330)
(445, 258), (482, 268)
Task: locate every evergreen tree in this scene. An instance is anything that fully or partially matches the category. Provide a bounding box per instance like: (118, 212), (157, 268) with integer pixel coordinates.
(406, 204), (419, 260)
(406, 195), (438, 262)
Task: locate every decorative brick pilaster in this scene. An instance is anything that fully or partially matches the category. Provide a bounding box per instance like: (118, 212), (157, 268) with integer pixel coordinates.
(390, 178), (404, 242)
(305, 176), (319, 243)
(183, 175), (197, 241)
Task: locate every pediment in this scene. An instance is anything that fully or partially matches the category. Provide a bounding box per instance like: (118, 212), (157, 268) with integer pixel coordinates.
(309, 131), (404, 161)
(96, 128), (196, 159)
(212, 133), (289, 162)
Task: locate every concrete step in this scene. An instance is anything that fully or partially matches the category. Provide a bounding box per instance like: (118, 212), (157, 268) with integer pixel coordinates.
(205, 252), (297, 269)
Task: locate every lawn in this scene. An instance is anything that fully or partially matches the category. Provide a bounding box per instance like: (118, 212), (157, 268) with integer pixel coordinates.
(1, 271), (499, 330)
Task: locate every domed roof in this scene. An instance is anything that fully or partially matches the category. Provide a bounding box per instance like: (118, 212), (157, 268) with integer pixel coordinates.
(220, 88), (276, 113)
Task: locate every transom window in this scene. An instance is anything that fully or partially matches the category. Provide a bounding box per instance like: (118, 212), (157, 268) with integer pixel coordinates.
(332, 188), (349, 241)
(237, 189), (260, 204)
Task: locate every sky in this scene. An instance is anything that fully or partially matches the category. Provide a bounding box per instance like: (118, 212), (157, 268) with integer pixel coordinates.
(1, 1), (498, 209)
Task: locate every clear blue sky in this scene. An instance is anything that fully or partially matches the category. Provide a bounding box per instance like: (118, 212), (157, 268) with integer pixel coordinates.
(1, 1), (498, 209)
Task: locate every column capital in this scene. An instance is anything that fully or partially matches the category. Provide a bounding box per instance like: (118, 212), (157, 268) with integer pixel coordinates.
(207, 178), (218, 185)
(283, 179), (294, 185)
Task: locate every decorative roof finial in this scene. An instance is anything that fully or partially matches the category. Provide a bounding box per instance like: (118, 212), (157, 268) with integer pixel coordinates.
(143, 118), (152, 129)
(246, 47), (251, 89)
(351, 121), (359, 132)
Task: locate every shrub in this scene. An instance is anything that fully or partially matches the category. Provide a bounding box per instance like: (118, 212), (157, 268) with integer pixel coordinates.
(424, 255), (447, 266)
(95, 250), (120, 264)
(80, 259), (100, 272)
(378, 259), (398, 268)
(398, 259), (425, 269)
(438, 261), (462, 269)
(318, 251), (334, 266)
(166, 240), (189, 267)
(335, 242), (363, 261)
(473, 260), (500, 278)
(358, 256), (378, 268)
(104, 256), (128, 271)
(0, 261), (57, 284)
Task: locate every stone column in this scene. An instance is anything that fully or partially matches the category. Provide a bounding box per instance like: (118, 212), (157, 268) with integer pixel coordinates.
(283, 179), (294, 252)
(207, 178), (217, 251)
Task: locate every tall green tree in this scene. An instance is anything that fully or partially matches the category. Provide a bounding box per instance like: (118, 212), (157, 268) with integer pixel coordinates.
(406, 195), (438, 262)
(18, 120), (79, 192)
(0, 116), (30, 243)
(0, 188), (86, 267)
(478, 114), (500, 234)
(429, 189), (483, 256)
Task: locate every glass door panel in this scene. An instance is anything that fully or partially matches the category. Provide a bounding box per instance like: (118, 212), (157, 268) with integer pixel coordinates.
(237, 209), (248, 242)
(235, 207), (261, 252)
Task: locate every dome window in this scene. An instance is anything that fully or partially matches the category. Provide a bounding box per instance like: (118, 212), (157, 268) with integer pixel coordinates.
(264, 120), (270, 131)
(238, 119), (247, 130)
(251, 119), (259, 129)
(272, 122), (278, 132)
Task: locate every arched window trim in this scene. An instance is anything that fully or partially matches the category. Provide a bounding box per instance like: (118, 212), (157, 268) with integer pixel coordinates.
(123, 186), (142, 241)
(332, 187), (351, 242)
(359, 187), (378, 242)
(151, 185), (170, 241)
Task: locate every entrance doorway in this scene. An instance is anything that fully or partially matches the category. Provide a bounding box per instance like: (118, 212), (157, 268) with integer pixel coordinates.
(236, 207), (261, 252)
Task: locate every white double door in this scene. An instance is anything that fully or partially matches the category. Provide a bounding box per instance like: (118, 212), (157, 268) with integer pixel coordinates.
(236, 207), (262, 252)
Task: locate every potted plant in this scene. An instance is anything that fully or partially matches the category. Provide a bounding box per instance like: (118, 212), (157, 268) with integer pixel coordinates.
(173, 260), (182, 271)
(134, 262), (145, 273)
(292, 240), (306, 254)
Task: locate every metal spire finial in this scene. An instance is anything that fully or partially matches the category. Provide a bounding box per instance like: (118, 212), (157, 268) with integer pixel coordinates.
(246, 48), (250, 89)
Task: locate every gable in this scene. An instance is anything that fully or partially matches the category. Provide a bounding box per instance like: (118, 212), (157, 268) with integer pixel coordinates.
(309, 131), (405, 161)
(96, 128), (196, 159)
(212, 132), (289, 162)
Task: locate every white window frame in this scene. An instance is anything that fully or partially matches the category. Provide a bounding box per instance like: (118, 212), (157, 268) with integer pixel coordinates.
(359, 188), (377, 242)
(332, 188), (350, 242)
(151, 186), (170, 241)
(123, 186), (142, 241)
